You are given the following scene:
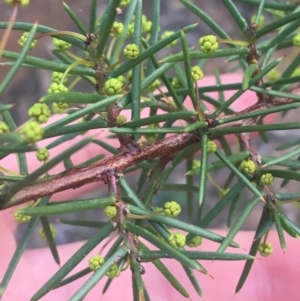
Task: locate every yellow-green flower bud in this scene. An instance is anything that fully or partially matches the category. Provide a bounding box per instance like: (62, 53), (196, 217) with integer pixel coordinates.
(142, 21), (152, 34)
(250, 14), (265, 29)
(192, 160), (201, 169)
(128, 23), (135, 36)
(38, 224), (57, 240)
(120, 0), (131, 7)
(191, 65), (204, 81)
(124, 44), (139, 59)
(55, 102), (69, 111)
(18, 32), (37, 49)
(104, 206), (117, 218)
(110, 21), (124, 37)
(163, 201), (181, 217)
(103, 78), (123, 95)
(51, 71), (68, 84)
(199, 35), (218, 53)
(144, 124), (158, 143)
(258, 242), (273, 257)
(5, 0), (30, 6)
(147, 79), (161, 92)
(47, 82), (68, 94)
(168, 232), (186, 249)
(106, 263), (120, 279)
(267, 69), (280, 82)
(28, 103), (51, 124)
(117, 75), (125, 85)
(260, 173), (274, 186)
(36, 147), (50, 162)
(52, 102), (68, 114)
(187, 236), (202, 248)
(161, 31), (177, 47)
(88, 254), (105, 271)
(21, 121), (44, 143)
(116, 114), (127, 126)
(293, 33), (300, 47)
(171, 77), (182, 89)
(0, 121), (9, 133)
(207, 140), (217, 153)
(14, 207), (32, 223)
(53, 37), (71, 51)
(239, 158), (256, 174)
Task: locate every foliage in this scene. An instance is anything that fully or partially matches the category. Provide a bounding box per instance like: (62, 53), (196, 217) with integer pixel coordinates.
(1, 0), (300, 300)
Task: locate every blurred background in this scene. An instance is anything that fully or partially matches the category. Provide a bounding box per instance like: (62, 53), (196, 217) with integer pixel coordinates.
(1, 0), (299, 248)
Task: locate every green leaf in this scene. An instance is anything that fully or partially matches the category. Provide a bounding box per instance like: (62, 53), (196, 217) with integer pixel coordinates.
(254, 0), (265, 29)
(182, 266), (202, 297)
(94, 0), (121, 56)
(255, 11), (300, 39)
(89, 0), (97, 32)
(2, 50), (93, 76)
(217, 196), (261, 253)
(215, 150), (264, 201)
(139, 250), (254, 261)
(262, 146), (300, 168)
(41, 92), (106, 103)
(187, 151), (249, 175)
(179, 0), (231, 39)
(62, 2), (87, 35)
(111, 23), (197, 77)
(209, 122), (300, 136)
(123, 222), (205, 272)
(0, 23), (38, 96)
(18, 196), (115, 216)
(54, 268), (91, 289)
(39, 216), (60, 264)
(279, 214), (300, 238)
(124, 111), (196, 128)
(162, 48), (249, 63)
(235, 207), (271, 293)
(222, 0), (248, 32)
(269, 204), (286, 250)
(180, 29), (197, 109)
(0, 196), (51, 299)
(130, 256), (145, 301)
(138, 241), (190, 298)
(59, 219), (106, 228)
(7, 138), (92, 201)
(142, 39), (185, 111)
(128, 205), (240, 247)
(68, 247), (127, 301)
(44, 118), (107, 139)
(0, 22), (84, 49)
(198, 134), (208, 216)
(200, 181), (245, 228)
(31, 223), (114, 301)
(234, 0), (297, 11)
(212, 57), (283, 118)
(0, 104), (13, 113)
(276, 137), (300, 151)
(43, 94), (120, 135)
(259, 9), (300, 54)
(130, 0), (143, 141)
(242, 64), (259, 90)
(263, 169), (300, 182)
(1, 111), (28, 175)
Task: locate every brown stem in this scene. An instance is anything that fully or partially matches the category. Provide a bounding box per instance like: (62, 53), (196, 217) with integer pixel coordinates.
(1, 133), (199, 209)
